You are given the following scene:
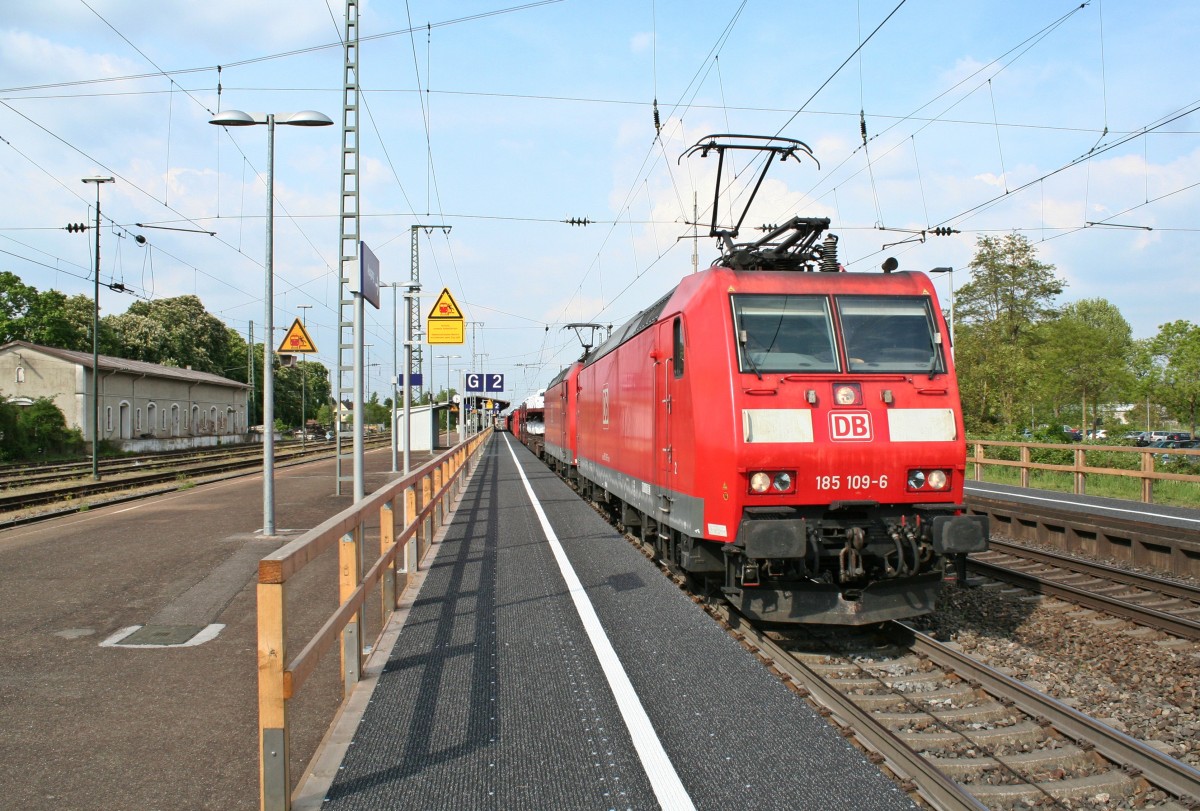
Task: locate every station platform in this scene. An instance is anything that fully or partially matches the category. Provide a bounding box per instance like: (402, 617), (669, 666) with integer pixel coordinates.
(299, 434), (916, 810)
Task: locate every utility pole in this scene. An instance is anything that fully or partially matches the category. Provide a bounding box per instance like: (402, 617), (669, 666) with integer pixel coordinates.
(82, 175), (114, 481)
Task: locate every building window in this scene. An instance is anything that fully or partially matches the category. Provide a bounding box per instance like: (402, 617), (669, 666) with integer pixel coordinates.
(106, 406), (113, 432)
(15, 366), (24, 384)
(136, 408), (142, 432)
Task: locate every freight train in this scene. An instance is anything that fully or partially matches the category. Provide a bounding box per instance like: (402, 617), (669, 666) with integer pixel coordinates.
(511, 135), (988, 624)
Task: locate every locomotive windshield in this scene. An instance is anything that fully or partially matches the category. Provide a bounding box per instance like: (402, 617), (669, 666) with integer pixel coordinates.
(837, 296), (943, 373)
(731, 295), (839, 373)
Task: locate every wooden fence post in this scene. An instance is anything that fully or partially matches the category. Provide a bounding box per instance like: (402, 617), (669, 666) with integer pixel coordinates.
(405, 485), (418, 573)
(421, 474), (433, 559)
(257, 581), (289, 811)
(339, 527), (362, 698)
(380, 499), (396, 614)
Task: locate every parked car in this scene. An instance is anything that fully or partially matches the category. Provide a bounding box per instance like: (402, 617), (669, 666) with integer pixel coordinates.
(1159, 438), (1200, 464)
(1165, 431), (1192, 442)
(1139, 431), (1171, 446)
(1086, 429), (1107, 440)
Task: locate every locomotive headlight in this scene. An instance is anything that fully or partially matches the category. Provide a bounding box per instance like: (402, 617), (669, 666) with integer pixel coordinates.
(749, 470), (795, 494)
(749, 472), (772, 493)
(907, 469), (950, 491)
(834, 384), (861, 405)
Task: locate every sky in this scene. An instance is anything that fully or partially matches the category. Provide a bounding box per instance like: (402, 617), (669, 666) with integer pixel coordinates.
(3, 0), (1199, 407)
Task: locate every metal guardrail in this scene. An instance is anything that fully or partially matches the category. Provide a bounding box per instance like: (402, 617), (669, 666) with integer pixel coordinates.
(254, 428), (492, 811)
(968, 440), (1200, 503)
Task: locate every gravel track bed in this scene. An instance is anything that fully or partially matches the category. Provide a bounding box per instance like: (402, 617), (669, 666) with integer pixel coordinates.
(911, 556), (1200, 775)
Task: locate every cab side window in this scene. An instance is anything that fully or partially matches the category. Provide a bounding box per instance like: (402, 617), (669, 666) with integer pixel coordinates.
(673, 317), (685, 378)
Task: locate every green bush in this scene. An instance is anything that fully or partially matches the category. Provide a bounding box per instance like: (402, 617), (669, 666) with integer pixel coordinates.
(0, 397), (85, 460)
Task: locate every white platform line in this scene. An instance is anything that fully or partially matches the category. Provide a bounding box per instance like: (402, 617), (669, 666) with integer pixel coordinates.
(502, 436), (695, 811)
(965, 482), (1200, 524)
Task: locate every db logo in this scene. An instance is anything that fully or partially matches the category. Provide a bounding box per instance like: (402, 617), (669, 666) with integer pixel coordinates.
(830, 411), (873, 441)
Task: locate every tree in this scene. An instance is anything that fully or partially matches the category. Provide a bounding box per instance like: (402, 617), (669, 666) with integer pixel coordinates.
(953, 234), (1065, 429)
(104, 295), (232, 373)
(1149, 320), (1200, 434)
(363, 391), (390, 425)
(1034, 299), (1133, 432)
(274, 359), (331, 428)
(34, 292), (94, 351)
(0, 271), (42, 343)
(0, 273), (93, 350)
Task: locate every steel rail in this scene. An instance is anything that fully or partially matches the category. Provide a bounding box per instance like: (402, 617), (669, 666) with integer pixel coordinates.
(985, 538), (1200, 603)
(716, 605), (988, 811)
(904, 625), (1200, 803)
(0, 438), (392, 520)
(967, 558), (1200, 640)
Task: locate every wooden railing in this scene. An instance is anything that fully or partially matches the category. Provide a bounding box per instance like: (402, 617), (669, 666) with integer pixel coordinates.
(967, 440), (1200, 503)
(255, 428), (492, 811)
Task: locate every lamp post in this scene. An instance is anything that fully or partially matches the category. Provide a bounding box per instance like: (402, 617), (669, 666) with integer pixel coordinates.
(930, 266), (955, 355)
(81, 176), (114, 481)
(209, 109), (332, 535)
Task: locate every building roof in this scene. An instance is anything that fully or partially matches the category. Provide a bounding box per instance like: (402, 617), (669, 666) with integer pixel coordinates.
(0, 340), (250, 389)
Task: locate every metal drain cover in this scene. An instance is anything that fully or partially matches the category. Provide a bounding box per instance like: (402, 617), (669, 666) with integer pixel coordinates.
(119, 625), (206, 646)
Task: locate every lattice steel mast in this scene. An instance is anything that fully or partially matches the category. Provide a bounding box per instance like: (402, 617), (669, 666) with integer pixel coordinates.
(334, 0), (360, 494)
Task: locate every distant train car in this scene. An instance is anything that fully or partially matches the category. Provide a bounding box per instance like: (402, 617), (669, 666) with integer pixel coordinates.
(559, 215), (986, 625)
(516, 389), (546, 457)
(543, 361), (582, 481)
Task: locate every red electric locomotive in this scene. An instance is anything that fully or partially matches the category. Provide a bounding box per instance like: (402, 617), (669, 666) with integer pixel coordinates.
(543, 361), (582, 480)
(559, 135), (987, 625)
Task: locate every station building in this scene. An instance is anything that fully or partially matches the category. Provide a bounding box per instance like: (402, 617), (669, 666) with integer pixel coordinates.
(0, 340), (250, 451)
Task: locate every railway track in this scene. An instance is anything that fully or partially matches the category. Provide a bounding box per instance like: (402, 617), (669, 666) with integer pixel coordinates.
(602, 493), (1200, 808)
(0, 438), (391, 525)
(710, 605), (1200, 810)
(0, 444), (282, 490)
(968, 540), (1200, 641)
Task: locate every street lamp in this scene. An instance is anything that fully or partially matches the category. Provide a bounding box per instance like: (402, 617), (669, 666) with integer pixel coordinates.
(82, 176), (114, 481)
(929, 266), (955, 355)
(209, 109), (333, 535)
